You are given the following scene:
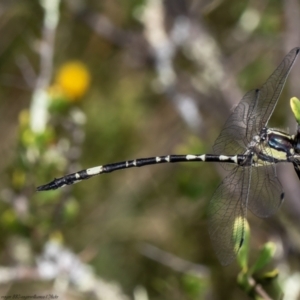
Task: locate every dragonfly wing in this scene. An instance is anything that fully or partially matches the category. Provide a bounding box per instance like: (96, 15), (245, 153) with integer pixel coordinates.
(213, 89), (259, 170)
(256, 47), (300, 129)
(208, 166), (251, 265)
(247, 164), (284, 218)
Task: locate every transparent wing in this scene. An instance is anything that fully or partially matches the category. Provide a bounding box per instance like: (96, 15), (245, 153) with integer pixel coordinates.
(248, 146), (284, 218)
(213, 90), (259, 170)
(256, 47), (299, 130)
(208, 166), (251, 266)
(213, 47), (299, 171)
(213, 89), (259, 154)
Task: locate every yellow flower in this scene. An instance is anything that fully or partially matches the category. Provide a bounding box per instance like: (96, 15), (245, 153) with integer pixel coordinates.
(55, 61), (91, 100)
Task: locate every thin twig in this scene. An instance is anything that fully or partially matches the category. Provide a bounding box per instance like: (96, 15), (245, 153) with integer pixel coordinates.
(138, 243), (210, 278)
(248, 277), (273, 300)
(30, 0), (60, 133)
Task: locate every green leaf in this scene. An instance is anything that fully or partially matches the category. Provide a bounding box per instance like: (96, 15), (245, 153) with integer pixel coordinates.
(237, 218), (250, 271)
(249, 242), (276, 274)
(258, 268), (279, 283)
(290, 97), (300, 125)
(237, 271), (250, 290)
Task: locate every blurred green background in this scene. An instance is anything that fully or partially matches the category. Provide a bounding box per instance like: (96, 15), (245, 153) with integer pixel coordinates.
(1, 0), (300, 299)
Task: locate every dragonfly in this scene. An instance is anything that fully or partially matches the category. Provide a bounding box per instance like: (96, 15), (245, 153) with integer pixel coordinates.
(37, 47), (300, 266)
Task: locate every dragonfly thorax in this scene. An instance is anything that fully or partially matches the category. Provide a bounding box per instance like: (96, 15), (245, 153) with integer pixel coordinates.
(246, 128), (293, 166)
(247, 134), (261, 150)
(266, 128), (294, 158)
